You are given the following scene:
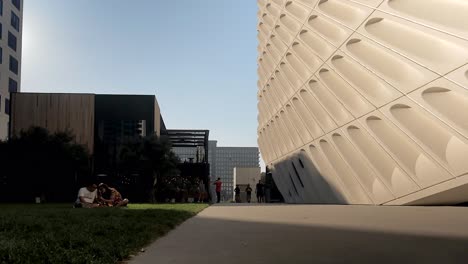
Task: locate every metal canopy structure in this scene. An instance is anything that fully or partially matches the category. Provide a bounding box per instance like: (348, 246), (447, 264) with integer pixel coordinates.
(165, 130), (209, 148)
(164, 129), (210, 163)
(164, 129), (211, 202)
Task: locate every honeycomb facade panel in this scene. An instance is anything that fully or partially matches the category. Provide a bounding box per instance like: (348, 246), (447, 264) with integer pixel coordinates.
(379, 0), (468, 40)
(326, 51), (403, 107)
(257, 0), (468, 205)
(445, 64), (468, 90)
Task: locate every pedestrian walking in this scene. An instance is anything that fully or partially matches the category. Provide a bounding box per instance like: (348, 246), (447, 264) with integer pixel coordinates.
(198, 179), (207, 203)
(256, 180), (265, 203)
(245, 184), (253, 203)
(234, 185), (241, 203)
(213, 178), (222, 203)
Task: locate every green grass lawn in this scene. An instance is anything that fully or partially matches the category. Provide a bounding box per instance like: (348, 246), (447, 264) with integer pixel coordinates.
(0, 203), (208, 264)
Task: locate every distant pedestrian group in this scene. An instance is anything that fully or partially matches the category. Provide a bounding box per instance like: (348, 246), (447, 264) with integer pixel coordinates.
(212, 178), (266, 204)
(232, 181), (265, 203)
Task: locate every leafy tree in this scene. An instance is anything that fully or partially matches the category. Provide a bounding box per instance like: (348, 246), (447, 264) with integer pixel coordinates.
(0, 127), (182, 203)
(0, 127), (91, 202)
(117, 135), (180, 202)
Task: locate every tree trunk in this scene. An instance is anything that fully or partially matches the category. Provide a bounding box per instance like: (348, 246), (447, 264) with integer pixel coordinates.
(149, 172), (158, 203)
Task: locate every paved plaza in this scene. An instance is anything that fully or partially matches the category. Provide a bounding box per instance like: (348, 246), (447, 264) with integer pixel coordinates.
(130, 204), (468, 264)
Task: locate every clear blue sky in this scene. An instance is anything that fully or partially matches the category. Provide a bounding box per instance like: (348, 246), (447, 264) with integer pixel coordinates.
(22, 0), (260, 149)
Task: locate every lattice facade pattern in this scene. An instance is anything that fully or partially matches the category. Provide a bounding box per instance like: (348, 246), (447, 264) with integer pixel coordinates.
(256, 0), (468, 205)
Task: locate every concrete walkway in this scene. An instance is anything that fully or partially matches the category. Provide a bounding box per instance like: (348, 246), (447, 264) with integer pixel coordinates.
(130, 204), (468, 264)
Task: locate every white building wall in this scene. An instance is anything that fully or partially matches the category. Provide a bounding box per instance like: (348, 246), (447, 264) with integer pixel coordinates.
(0, 0), (23, 140)
(234, 167), (261, 202)
(257, 0), (468, 205)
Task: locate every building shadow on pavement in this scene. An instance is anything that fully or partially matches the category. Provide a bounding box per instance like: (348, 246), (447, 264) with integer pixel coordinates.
(131, 214), (468, 264)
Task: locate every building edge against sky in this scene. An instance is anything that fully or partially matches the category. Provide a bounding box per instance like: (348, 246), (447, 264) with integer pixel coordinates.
(256, 0), (468, 205)
(0, 0), (23, 140)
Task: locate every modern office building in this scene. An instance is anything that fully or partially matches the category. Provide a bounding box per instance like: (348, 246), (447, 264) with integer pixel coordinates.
(93, 94), (161, 176)
(209, 140), (260, 201)
(10, 93), (161, 155)
(0, 0), (23, 140)
(9, 92), (162, 201)
(208, 140), (218, 180)
(257, 0), (468, 205)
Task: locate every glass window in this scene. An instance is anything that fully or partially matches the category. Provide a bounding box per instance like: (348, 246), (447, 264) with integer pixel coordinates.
(0, 47), (2, 64)
(12, 0), (20, 11)
(8, 31), (16, 51)
(5, 98), (9, 115)
(11, 11), (19, 32)
(0, 0), (3, 16)
(9, 55), (18, 74)
(9, 78), (17, 92)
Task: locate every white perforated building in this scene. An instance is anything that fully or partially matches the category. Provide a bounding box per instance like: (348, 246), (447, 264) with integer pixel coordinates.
(256, 0), (468, 205)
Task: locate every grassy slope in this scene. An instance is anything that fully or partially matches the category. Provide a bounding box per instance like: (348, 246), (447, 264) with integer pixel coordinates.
(0, 204), (208, 264)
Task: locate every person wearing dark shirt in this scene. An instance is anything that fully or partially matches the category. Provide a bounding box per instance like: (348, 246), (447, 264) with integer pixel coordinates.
(256, 180), (264, 203)
(213, 178), (222, 203)
(234, 185), (241, 203)
(245, 184), (253, 203)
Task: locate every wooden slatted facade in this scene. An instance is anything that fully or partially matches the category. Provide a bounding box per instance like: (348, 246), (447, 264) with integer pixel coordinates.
(10, 93), (95, 153)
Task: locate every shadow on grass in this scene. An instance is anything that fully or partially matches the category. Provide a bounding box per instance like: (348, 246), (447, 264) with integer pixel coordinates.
(0, 203), (208, 264)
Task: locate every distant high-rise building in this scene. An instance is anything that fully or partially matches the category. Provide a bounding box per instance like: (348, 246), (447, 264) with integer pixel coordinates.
(0, 0), (23, 139)
(208, 140), (218, 179)
(257, 0), (468, 205)
(208, 140), (259, 201)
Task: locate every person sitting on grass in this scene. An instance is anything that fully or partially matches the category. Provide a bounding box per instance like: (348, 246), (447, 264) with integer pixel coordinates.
(98, 183), (129, 207)
(74, 183), (100, 208)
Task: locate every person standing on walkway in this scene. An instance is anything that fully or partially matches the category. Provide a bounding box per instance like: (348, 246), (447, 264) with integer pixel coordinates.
(245, 184), (253, 203)
(213, 178), (222, 203)
(234, 185), (241, 203)
(256, 180), (265, 203)
(198, 179), (206, 203)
